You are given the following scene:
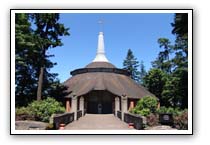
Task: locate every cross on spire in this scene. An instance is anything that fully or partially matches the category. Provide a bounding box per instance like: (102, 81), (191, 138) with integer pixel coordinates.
(93, 20), (109, 62)
(98, 19), (104, 32)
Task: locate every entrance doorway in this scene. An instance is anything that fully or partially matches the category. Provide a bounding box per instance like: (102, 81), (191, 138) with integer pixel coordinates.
(86, 91), (114, 114)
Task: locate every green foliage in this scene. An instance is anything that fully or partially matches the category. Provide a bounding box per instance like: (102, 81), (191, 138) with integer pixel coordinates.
(139, 60), (147, 85)
(28, 97), (65, 122)
(15, 13), (70, 106)
(161, 68), (188, 108)
(16, 107), (32, 116)
(123, 49), (140, 84)
(136, 96), (158, 112)
(16, 97), (65, 122)
(130, 96), (158, 117)
(15, 106), (35, 121)
(152, 38), (173, 74)
(171, 13), (188, 38)
(30, 13), (70, 101)
(144, 13), (188, 109)
(15, 13), (38, 106)
(144, 69), (167, 105)
(157, 106), (182, 116)
(138, 108), (151, 116)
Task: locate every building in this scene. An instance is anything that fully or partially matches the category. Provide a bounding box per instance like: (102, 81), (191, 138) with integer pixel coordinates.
(64, 31), (154, 120)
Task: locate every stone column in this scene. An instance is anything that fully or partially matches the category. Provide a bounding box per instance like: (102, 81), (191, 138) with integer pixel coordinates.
(121, 95), (128, 121)
(71, 95), (78, 121)
(79, 96), (84, 116)
(115, 97), (120, 116)
(65, 98), (71, 112)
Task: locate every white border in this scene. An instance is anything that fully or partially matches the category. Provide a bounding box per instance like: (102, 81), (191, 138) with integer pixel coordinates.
(11, 9), (193, 135)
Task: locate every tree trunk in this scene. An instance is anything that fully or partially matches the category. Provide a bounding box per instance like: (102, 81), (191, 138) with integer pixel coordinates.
(37, 66), (44, 101)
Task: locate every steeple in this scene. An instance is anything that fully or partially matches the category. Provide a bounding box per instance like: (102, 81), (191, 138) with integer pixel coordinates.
(93, 31), (109, 62)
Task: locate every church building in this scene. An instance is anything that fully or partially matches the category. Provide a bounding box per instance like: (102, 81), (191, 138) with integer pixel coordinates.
(64, 30), (154, 120)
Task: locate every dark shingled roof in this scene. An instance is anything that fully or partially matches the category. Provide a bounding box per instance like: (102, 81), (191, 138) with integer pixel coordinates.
(64, 62), (154, 99)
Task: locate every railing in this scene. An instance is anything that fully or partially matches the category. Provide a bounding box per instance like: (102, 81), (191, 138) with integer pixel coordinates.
(117, 111), (122, 119)
(53, 112), (74, 129)
(124, 113), (143, 130)
(77, 110), (82, 120)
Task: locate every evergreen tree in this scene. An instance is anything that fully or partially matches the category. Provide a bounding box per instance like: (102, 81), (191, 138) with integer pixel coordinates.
(170, 13), (188, 108)
(123, 49), (140, 83)
(148, 13), (188, 108)
(29, 13), (70, 101)
(15, 13), (37, 106)
(152, 38), (173, 74)
(139, 60), (147, 85)
(144, 69), (167, 106)
(15, 13), (70, 106)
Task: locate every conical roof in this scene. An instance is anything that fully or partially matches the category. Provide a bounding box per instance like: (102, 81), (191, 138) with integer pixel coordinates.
(64, 31), (154, 99)
(85, 62), (115, 68)
(64, 71), (154, 99)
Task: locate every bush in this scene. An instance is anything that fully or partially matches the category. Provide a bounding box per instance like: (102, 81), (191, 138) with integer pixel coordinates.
(146, 113), (159, 126)
(15, 97), (65, 122)
(137, 108), (151, 116)
(157, 106), (181, 116)
(130, 108), (150, 116)
(135, 96), (158, 113)
(16, 107), (31, 115)
(174, 109), (188, 130)
(130, 96), (158, 117)
(15, 107), (34, 121)
(157, 106), (168, 114)
(28, 97), (65, 122)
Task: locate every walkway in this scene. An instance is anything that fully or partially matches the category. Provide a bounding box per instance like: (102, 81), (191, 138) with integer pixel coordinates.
(64, 114), (133, 130)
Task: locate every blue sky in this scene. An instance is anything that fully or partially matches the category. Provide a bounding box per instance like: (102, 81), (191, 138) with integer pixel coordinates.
(48, 13), (176, 82)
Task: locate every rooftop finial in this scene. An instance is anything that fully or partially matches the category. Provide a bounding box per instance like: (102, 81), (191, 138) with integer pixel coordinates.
(98, 19), (104, 32)
(93, 20), (109, 62)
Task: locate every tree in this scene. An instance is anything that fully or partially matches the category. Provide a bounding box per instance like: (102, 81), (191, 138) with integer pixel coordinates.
(171, 13), (188, 108)
(171, 13), (188, 68)
(123, 49), (140, 83)
(15, 13), (38, 106)
(144, 68), (167, 106)
(171, 13), (188, 38)
(15, 13), (70, 107)
(147, 13), (189, 108)
(30, 13), (70, 100)
(152, 38), (173, 74)
(139, 60), (147, 85)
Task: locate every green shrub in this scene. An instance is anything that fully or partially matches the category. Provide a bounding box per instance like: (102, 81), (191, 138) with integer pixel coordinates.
(130, 96), (158, 117)
(157, 106), (168, 114)
(16, 107), (31, 115)
(15, 97), (65, 122)
(137, 108), (151, 116)
(157, 106), (182, 116)
(135, 96), (158, 113)
(28, 97), (65, 122)
(15, 107), (35, 121)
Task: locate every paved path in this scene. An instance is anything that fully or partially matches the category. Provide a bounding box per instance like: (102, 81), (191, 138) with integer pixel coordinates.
(64, 114), (133, 130)
(15, 121), (48, 130)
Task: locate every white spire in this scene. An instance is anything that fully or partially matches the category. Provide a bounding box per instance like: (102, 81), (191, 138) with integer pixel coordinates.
(93, 32), (109, 62)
